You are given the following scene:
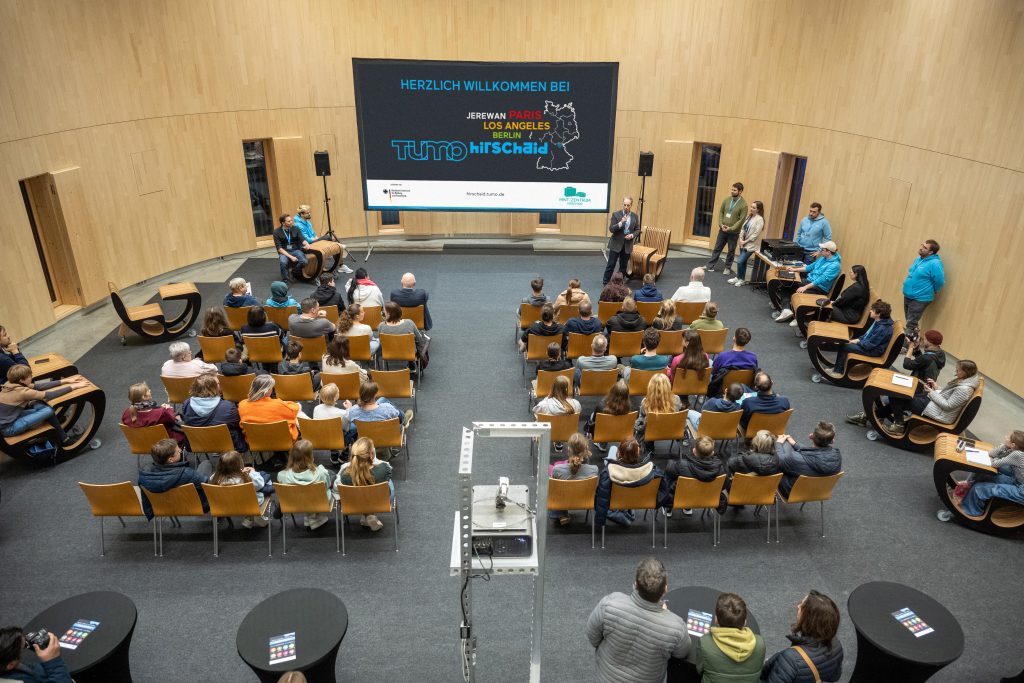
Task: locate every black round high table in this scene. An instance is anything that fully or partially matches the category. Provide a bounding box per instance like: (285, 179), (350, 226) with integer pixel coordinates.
(236, 588), (348, 683)
(664, 586), (761, 683)
(848, 581), (964, 682)
(23, 591), (137, 683)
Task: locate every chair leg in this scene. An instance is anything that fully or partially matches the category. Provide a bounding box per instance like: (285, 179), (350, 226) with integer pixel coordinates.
(151, 519), (157, 557)
(213, 518), (219, 557)
(393, 504), (399, 552)
(820, 500), (825, 538)
(590, 513), (595, 549)
(765, 506), (771, 544)
(335, 505), (341, 553)
(775, 502), (780, 543)
(341, 512), (347, 556)
(663, 511), (667, 549)
(158, 518), (164, 557)
(282, 518), (288, 554)
(601, 525), (605, 549)
(99, 518), (106, 557)
(651, 511), (655, 549)
(268, 520), (273, 557)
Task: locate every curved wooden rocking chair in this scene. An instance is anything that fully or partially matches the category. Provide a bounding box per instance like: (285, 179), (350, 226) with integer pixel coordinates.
(108, 281), (201, 345)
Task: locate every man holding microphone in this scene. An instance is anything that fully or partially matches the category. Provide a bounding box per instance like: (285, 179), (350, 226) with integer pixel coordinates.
(603, 197), (640, 285)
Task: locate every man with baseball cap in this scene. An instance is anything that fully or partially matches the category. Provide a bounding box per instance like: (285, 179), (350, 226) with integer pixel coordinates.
(771, 241), (842, 323)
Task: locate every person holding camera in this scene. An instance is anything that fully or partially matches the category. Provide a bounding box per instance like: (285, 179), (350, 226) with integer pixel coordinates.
(0, 627), (73, 682)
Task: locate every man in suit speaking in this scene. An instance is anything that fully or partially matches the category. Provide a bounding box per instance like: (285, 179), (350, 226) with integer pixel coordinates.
(603, 196), (640, 285)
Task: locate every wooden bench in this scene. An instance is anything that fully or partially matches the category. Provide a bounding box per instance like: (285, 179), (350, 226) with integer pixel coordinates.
(108, 281), (201, 345)
(629, 226), (672, 280)
(0, 379), (106, 464)
(932, 434), (1024, 535)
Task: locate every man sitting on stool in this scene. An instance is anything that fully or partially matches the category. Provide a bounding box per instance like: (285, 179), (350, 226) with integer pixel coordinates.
(294, 204), (353, 273)
(771, 241), (841, 323)
(273, 213), (308, 283)
(829, 300), (894, 375)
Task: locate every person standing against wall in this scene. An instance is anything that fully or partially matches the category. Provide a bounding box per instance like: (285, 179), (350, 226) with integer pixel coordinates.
(705, 182), (747, 274)
(902, 239), (945, 342)
(793, 202), (833, 263)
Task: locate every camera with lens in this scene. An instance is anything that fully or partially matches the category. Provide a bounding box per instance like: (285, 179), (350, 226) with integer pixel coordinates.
(22, 629), (50, 650)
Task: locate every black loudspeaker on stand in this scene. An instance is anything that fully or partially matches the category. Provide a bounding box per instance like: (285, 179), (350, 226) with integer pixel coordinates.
(636, 151), (654, 229)
(312, 150), (374, 262)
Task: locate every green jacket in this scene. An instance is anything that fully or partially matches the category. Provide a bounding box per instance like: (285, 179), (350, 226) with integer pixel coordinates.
(718, 195), (748, 234)
(697, 627), (765, 683)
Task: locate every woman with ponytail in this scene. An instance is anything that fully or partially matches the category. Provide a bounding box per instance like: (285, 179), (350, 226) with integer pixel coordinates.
(548, 432), (599, 525)
(345, 267), (384, 308)
(335, 436), (393, 532)
(553, 278), (591, 314)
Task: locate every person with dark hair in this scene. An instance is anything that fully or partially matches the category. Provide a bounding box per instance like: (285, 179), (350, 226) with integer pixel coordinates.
(218, 347), (250, 377)
(312, 272), (344, 308)
(825, 265), (870, 324)
(664, 436), (724, 515)
(121, 380), (185, 446)
(336, 303), (379, 358)
(0, 626), (73, 682)
(730, 200), (765, 286)
(379, 301), (429, 364)
(586, 557), (691, 682)
(696, 592), (766, 682)
(273, 213), (309, 282)
(345, 380), (412, 447)
(627, 328), (671, 373)
(520, 303), (564, 353)
(902, 239), (945, 340)
(137, 438), (212, 520)
(605, 297), (646, 334)
(562, 301), (604, 353)
(793, 202), (833, 263)
(761, 590), (843, 682)
(199, 307), (239, 344)
(740, 372), (791, 430)
(706, 182), (747, 273)
(603, 196), (640, 285)
(829, 299), (894, 375)
(772, 242), (842, 321)
(599, 271), (631, 302)
(321, 336), (368, 383)
(537, 342), (572, 374)
(775, 422), (842, 498)
(287, 298), (336, 338)
(345, 267), (384, 308)
(522, 277), (548, 307)
(666, 330), (709, 385)
(277, 339), (320, 389)
(688, 383), (744, 433)
(389, 272), (432, 331)
(585, 380), (631, 449)
(707, 328), (757, 397)
(549, 433), (599, 525)
(595, 438), (671, 527)
(0, 325), (29, 381)
(182, 374), (247, 452)
(265, 280), (298, 309)
(689, 301), (725, 331)
(633, 273), (664, 302)
(240, 305), (285, 343)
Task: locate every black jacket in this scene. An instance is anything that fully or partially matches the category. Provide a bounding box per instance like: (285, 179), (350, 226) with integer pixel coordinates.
(521, 321), (564, 344)
(728, 450), (781, 476)
(138, 461), (210, 520)
(670, 452), (724, 482)
(312, 284), (344, 308)
(829, 281), (867, 324)
(390, 288), (433, 331)
(605, 311), (646, 334)
(902, 348), (946, 384)
(761, 634), (843, 683)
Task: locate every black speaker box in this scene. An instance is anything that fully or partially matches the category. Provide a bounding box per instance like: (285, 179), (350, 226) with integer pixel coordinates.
(314, 150), (331, 177)
(638, 151), (654, 177)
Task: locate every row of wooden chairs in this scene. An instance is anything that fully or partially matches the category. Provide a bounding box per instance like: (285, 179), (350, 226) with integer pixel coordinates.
(529, 367), (755, 409)
(518, 300), (709, 331)
(223, 304), (425, 332)
(198, 331), (413, 372)
(78, 480), (397, 556)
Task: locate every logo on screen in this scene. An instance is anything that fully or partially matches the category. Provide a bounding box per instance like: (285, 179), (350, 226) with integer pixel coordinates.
(559, 186), (591, 205)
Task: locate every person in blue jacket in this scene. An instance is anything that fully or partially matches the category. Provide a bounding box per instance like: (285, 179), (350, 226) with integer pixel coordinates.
(772, 242), (842, 321)
(902, 239), (945, 340)
(0, 627), (73, 683)
(793, 202), (833, 263)
(829, 300), (895, 374)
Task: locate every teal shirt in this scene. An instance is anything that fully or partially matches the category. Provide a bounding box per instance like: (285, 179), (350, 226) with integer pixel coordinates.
(630, 354), (671, 370)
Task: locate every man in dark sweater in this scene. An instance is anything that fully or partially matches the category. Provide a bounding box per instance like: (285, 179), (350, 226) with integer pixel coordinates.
(605, 297), (647, 334)
(775, 422), (842, 497)
(138, 439), (212, 520)
(389, 272), (433, 331)
(740, 372), (791, 430)
(273, 213), (309, 282)
(312, 272), (344, 308)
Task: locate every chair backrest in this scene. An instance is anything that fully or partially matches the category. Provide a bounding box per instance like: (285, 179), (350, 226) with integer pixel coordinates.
(107, 285), (129, 320)
(566, 332), (601, 360)
(144, 483), (206, 517)
(635, 301), (662, 325)
(671, 368), (710, 397)
(578, 368), (619, 397)
(181, 424), (235, 454)
(534, 412), (581, 443)
(321, 372), (362, 401)
(643, 412), (686, 442)
(826, 273), (846, 300)
(672, 474), (727, 511)
(608, 331), (643, 358)
(271, 373), (316, 402)
(243, 335), (283, 364)
(547, 476), (599, 511)
(597, 300), (624, 324)
(745, 409), (794, 438)
(593, 411), (639, 444)
(241, 420), (295, 451)
(275, 481), (333, 515)
(655, 330), (684, 356)
(555, 304), (580, 325)
(727, 472), (783, 506)
(609, 478), (662, 510)
(381, 333), (416, 361)
(296, 335), (328, 363)
(119, 423), (170, 455)
(526, 333), (552, 361)
(952, 377), (985, 431)
(697, 328), (729, 355)
(79, 481), (145, 517)
(198, 335), (235, 363)
(720, 368), (755, 390)
(696, 410), (743, 440)
(265, 306), (297, 331)
(627, 368), (662, 396)
(535, 369), (575, 398)
(372, 368), (414, 399)
(297, 416), (346, 450)
(346, 334), (373, 362)
(844, 320), (906, 379)
(361, 305), (383, 329)
(675, 301), (706, 324)
(223, 306), (252, 331)
(354, 417), (403, 448)
(337, 481), (392, 516)
(218, 374), (256, 403)
(519, 303), (543, 330)
(786, 472), (845, 504)
(202, 482), (261, 517)
(400, 305), (426, 330)
(321, 304), (340, 324)
(161, 375), (196, 404)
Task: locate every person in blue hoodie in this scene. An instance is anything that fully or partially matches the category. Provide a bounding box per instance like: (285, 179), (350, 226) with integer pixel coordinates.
(772, 241), (842, 321)
(902, 239), (945, 340)
(223, 277), (259, 308)
(829, 300), (894, 375)
(180, 374), (247, 452)
(633, 273), (664, 302)
(793, 202), (833, 262)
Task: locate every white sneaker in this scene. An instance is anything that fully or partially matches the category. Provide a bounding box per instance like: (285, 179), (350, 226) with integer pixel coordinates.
(339, 264), (354, 274)
(307, 514), (329, 530)
(361, 514), (384, 532)
(789, 320), (798, 327)
(682, 508), (693, 516)
(253, 515), (269, 528)
(242, 517), (254, 529)
(726, 277), (739, 285)
(775, 308), (795, 323)
(735, 280), (747, 287)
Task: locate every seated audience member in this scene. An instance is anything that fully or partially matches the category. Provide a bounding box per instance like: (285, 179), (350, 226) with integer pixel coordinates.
(549, 432), (599, 525)
(740, 372), (791, 430)
(335, 436), (394, 532)
(379, 301), (430, 362)
(688, 301), (725, 331)
(337, 303), (379, 357)
(277, 339), (320, 389)
(775, 422), (842, 498)
(553, 278), (591, 314)
(829, 300), (894, 373)
(346, 380), (412, 447)
(727, 428), (781, 476)
(161, 341), (217, 378)
(771, 241), (841, 321)
(237, 374), (302, 440)
(521, 276), (548, 308)
(665, 436), (725, 506)
(181, 374), (246, 452)
(847, 329), (945, 427)
(707, 327), (757, 397)
(121, 381), (185, 446)
(346, 267), (384, 308)
(584, 379), (631, 449)
(671, 267), (711, 303)
(389, 272), (433, 331)
(533, 375), (581, 419)
(605, 297), (646, 334)
(218, 347), (250, 377)
(598, 271), (631, 302)
(574, 335), (619, 391)
(265, 280), (299, 309)
(312, 383), (351, 465)
(138, 438), (211, 520)
(797, 265), (869, 330)
(321, 336), (368, 383)
(637, 374), (682, 458)
(761, 591), (843, 683)
(273, 213), (309, 282)
(696, 593), (766, 682)
(519, 304), (564, 352)
(312, 272), (344, 308)
(0, 366), (89, 445)
(562, 302), (604, 350)
(948, 429), (1024, 520)
(288, 298), (336, 339)
(277, 439), (334, 530)
(594, 437), (671, 527)
(537, 342), (573, 375)
(0, 325), (28, 380)
(651, 300), (683, 331)
(666, 330), (709, 385)
(0, 626), (74, 683)
(627, 328), (671, 374)
(875, 359), (981, 433)
(633, 273), (664, 302)
(688, 383), (744, 432)
(223, 277), (259, 308)
(240, 305), (284, 343)
(199, 307), (240, 346)
(209, 450), (272, 528)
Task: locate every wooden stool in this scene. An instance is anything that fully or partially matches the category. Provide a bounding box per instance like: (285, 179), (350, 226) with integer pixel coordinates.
(109, 281), (201, 345)
(298, 240), (345, 283)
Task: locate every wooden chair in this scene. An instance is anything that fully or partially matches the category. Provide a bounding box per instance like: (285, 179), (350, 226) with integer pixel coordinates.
(608, 331), (643, 359)
(372, 368), (416, 411)
(108, 281), (201, 345)
(725, 473), (783, 543)
(642, 412), (687, 456)
(629, 226), (672, 279)
(347, 334), (375, 365)
(201, 483), (273, 556)
(578, 369), (619, 397)
(932, 434), (1024, 535)
(530, 369), (575, 411)
(275, 481), (339, 553)
(547, 477), (599, 548)
(361, 305), (383, 329)
(321, 372), (362, 401)
(296, 335), (328, 363)
(720, 368), (755, 391)
(120, 423), (170, 470)
(781, 472), (845, 538)
(160, 375), (196, 405)
(517, 303), (544, 342)
(636, 301), (663, 325)
(627, 368), (661, 396)
(602, 479), (664, 549)
(380, 334), (419, 382)
(241, 420), (296, 459)
(593, 411), (639, 445)
(555, 304), (580, 325)
(566, 332), (601, 360)
(223, 306), (253, 331)
(697, 328), (729, 356)
(400, 305), (426, 330)
(336, 482), (398, 555)
(263, 306), (296, 331)
(522, 333), (553, 376)
(655, 330), (684, 356)
(297, 416), (346, 452)
(810, 320), (906, 389)
(321, 304), (340, 324)
(243, 335), (283, 365)
(0, 380), (106, 463)
(181, 424), (235, 462)
(671, 368), (710, 402)
(675, 301), (705, 324)
(78, 481), (147, 555)
(198, 335), (235, 363)
(534, 412), (581, 446)
(669, 475), (727, 546)
(271, 373), (316, 402)
(218, 374), (256, 403)
(687, 410), (744, 454)
(597, 300), (624, 324)
(355, 418), (408, 479)
(745, 409), (794, 439)
(143, 484), (207, 557)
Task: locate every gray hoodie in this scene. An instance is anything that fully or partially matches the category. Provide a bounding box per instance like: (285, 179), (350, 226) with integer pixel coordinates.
(923, 372), (980, 423)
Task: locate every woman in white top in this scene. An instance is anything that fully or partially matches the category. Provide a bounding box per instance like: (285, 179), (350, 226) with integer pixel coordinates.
(312, 382), (351, 465)
(345, 268), (385, 309)
(336, 303), (379, 357)
(533, 375), (582, 417)
(730, 200), (765, 286)
(320, 336), (369, 383)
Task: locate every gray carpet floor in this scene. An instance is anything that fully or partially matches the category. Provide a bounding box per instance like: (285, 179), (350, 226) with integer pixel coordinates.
(1, 250), (1021, 682)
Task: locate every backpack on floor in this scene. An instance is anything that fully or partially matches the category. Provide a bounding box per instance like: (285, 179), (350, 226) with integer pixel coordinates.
(25, 438), (58, 465)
